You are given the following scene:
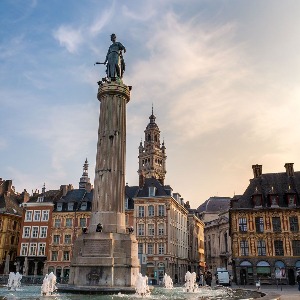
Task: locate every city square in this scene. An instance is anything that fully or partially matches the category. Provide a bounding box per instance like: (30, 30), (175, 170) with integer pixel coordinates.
(1, 1), (300, 299)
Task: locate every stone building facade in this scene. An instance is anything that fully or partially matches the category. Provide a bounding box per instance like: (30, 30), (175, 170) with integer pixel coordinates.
(45, 160), (92, 281)
(17, 186), (58, 276)
(230, 163), (300, 285)
(129, 111), (205, 284)
(197, 197), (232, 274)
(0, 179), (24, 274)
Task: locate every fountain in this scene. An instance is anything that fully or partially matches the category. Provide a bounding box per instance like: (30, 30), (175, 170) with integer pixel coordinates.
(134, 273), (151, 297)
(183, 271), (199, 293)
(7, 272), (22, 290)
(41, 272), (57, 296)
(163, 273), (173, 289)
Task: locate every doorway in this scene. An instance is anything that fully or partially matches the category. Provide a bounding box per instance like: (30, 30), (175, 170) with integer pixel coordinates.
(288, 268), (295, 285)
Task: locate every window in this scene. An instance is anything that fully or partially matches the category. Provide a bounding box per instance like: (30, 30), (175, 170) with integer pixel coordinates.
(158, 224), (164, 235)
(38, 243), (46, 256)
(33, 210), (41, 221)
(138, 206), (144, 217)
(80, 218), (86, 227)
(54, 219), (61, 228)
(66, 218), (72, 227)
(29, 243), (37, 256)
(240, 240), (249, 256)
(158, 205), (165, 216)
(125, 197), (129, 209)
(290, 217), (299, 232)
(292, 240), (300, 256)
(138, 224), (144, 236)
(274, 240), (284, 256)
(158, 243), (164, 255)
(23, 226), (31, 238)
(25, 210), (33, 222)
(149, 186), (156, 197)
(239, 218), (247, 232)
(272, 217), (281, 232)
(42, 210), (49, 221)
(31, 226), (39, 238)
(40, 226), (47, 238)
(148, 205), (154, 217)
(257, 240), (266, 256)
(148, 243), (153, 254)
(80, 202), (87, 211)
(51, 251), (58, 261)
(68, 202), (74, 211)
(64, 234), (71, 244)
(270, 195), (278, 206)
(288, 195), (296, 207)
(253, 195), (262, 207)
(21, 243), (28, 256)
(255, 217), (264, 233)
(57, 203), (63, 211)
(138, 243), (143, 254)
(148, 224), (155, 236)
(63, 251), (70, 261)
(53, 235), (60, 244)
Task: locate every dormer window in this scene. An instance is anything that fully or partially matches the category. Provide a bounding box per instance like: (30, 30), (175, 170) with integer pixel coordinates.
(270, 195), (278, 207)
(80, 202), (87, 211)
(149, 186), (156, 197)
(57, 203), (63, 211)
(253, 195), (262, 207)
(288, 195), (296, 207)
(68, 202), (74, 211)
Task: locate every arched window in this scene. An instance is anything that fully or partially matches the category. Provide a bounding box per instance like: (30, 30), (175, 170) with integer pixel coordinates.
(256, 261), (271, 278)
(147, 134), (151, 141)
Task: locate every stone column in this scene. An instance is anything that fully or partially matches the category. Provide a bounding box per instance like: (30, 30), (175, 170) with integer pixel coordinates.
(90, 82), (130, 234)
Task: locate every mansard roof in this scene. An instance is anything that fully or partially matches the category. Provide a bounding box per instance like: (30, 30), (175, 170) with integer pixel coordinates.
(27, 189), (61, 203)
(58, 189), (93, 203)
(231, 171), (300, 209)
(197, 196), (231, 213)
(136, 177), (170, 198)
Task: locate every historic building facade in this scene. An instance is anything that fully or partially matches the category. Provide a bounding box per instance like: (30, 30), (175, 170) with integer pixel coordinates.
(45, 159), (93, 281)
(197, 196), (232, 274)
(17, 185), (58, 276)
(131, 111), (205, 284)
(230, 163), (300, 285)
(0, 179), (24, 274)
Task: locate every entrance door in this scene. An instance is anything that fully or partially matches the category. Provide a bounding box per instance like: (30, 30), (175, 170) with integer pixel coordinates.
(288, 268), (295, 285)
(240, 269), (247, 285)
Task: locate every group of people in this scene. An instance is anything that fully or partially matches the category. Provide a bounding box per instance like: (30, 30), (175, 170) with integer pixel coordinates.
(196, 271), (212, 287)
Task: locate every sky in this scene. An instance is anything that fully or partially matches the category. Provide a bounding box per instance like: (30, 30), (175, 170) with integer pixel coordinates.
(1, 0), (300, 209)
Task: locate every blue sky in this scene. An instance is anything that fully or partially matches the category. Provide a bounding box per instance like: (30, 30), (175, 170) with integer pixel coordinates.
(1, 0), (300, 208)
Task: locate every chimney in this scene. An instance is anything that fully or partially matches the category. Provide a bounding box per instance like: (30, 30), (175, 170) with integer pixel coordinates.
(60, 185), (68, 196)
(284, 163), (294, 177)
(252, 164), (262, 178)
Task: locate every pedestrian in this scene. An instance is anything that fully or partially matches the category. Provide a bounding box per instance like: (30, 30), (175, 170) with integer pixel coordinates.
(205, 271), (212, 286)
(199, 273), (204, 286)
(297, 272), (300, 292)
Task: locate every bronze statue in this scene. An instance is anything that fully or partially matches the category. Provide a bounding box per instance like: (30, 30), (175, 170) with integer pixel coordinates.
(95, 33), (126, 81)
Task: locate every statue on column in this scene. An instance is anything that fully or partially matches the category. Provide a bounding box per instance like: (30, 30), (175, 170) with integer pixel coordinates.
(95, 33), (126, 81)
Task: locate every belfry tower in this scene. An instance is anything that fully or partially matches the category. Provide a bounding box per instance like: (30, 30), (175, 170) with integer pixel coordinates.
(79, 158), (90, 189)
(138, 108), (167, 187)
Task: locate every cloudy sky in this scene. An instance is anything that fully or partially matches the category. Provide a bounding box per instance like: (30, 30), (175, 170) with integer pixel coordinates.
(1, 0), (300, 208)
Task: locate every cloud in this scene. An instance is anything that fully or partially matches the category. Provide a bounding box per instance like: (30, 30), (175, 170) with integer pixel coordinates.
(53, 25), (83, 54)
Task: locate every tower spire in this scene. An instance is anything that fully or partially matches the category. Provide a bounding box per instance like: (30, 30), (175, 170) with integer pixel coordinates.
(79, 158), (90, 189)
(138, 110), (167, 187)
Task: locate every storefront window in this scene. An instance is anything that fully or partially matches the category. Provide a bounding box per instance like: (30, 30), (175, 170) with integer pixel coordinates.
(256, 261), (271, 278)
